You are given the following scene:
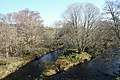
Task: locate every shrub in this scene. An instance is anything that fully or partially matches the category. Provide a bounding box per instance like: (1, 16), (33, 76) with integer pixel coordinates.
(62, 49), (77, 57)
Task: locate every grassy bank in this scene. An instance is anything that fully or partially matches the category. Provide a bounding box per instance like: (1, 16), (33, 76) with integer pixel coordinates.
(0, 47), (61, 79)
(0, 56), (35, 79)
(42, 49), (92, 76)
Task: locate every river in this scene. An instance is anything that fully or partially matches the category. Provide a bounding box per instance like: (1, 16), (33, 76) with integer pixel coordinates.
(2, 47), (120, 80)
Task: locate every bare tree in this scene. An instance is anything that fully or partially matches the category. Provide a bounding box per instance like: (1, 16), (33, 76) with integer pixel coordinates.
(61, 3), (100, 52)
(0, 9), (45, 57)
(104, 0), (120, 40)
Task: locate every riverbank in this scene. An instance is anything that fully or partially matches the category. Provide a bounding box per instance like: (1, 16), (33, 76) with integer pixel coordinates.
(1, 47), (65, 80)
(0, 46), (58, 79)
(1, 48), (93, 80)
(42, 51), (92, 76)
(0, 56), (35, 79)
(43, 48), (120, 80)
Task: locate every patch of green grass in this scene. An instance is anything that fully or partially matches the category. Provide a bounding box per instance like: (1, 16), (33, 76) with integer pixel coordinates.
(0, 61), (7, 66)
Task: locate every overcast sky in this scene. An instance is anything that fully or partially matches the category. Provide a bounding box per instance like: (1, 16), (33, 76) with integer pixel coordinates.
(0, 0), (105, 26)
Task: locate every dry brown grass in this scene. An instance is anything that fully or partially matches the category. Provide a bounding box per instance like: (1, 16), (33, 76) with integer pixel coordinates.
(0, 57), (32, 79)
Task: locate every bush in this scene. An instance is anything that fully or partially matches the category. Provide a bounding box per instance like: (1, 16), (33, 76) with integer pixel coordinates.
(33, 48), (50, 58)
(62, 49), (77, 57)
